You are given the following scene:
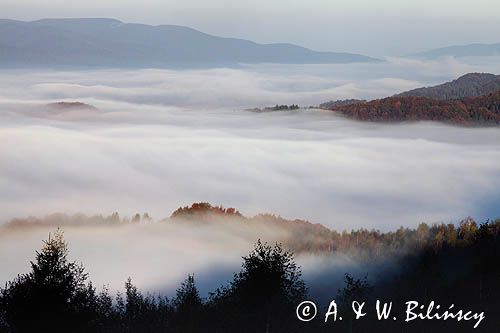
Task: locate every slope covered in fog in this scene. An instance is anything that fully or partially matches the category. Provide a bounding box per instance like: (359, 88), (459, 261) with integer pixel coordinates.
(0, 18), (378, 68)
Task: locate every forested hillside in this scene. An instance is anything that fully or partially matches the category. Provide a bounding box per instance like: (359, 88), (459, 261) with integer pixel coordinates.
(396, 73), (500, 100)
(330, 90), (500, 125)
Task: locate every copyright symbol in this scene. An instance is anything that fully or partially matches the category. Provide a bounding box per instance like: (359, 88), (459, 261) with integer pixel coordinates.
(296, 301), (317, 321)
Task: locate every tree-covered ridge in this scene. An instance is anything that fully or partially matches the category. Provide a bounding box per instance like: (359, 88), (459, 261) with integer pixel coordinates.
(396, 73), (500, 100)
(161, 203), (500, 258)
(330, 90), (500, 125)
(169, 203), (500, 258)
(319, 99), (366, 109)
(5, 203), (500, 258)
(171, 202), (242, 220)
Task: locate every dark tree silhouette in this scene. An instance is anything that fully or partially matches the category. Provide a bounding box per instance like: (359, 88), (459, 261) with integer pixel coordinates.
(209, 240), (307, 332)
(338, 273), (372, 306)
(0, 229), (98, 332)
(171, 275), (203, 333)
(2, 218), (500, 332)
(114, 278), (171, 332)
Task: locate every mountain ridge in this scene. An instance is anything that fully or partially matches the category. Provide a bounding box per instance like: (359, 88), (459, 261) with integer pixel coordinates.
(410, 42), (500, 58)
(396, 72), (500, 100)
(0, 18), (379, 68)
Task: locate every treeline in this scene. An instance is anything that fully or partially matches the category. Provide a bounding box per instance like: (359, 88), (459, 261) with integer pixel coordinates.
(6, 203), (500, 259)
(170, 203), (500, 259)
(318, 99), (366, 109)
(248, 104), (300, 112)
(268, 104), (300, 111)
(1, 217), (500, 332)
(0, 232), (307, 332)
(335, 218), (500, 332)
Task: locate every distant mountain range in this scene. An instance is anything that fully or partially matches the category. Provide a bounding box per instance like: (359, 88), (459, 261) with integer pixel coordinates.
(0, 18), (378, 68)
(411, 42), (500, 59)
(321, 73), (500, 125)
(396, 73), (500, 100)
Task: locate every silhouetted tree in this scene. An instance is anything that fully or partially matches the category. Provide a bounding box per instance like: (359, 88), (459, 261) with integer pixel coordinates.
(170, 275), (203, 333)
(0, 229), (98, 332)
(209, 240), (307, 332)
(2, 217), (500, 332)
(338, 273), (372, 306)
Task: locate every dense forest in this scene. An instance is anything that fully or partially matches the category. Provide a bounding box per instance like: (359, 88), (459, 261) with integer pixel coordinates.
(318, 99), (367, 109)
(316, 73), (500, 125)
(330, 90), (500, 125)
(1, 203), (500, 332)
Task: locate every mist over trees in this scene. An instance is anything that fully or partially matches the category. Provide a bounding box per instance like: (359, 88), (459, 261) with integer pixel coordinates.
(5, 203), (500, 258)
(0, 232), (308, 332)
(1, 207), (500, 331)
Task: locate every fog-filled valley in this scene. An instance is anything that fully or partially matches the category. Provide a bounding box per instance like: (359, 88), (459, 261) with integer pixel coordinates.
(2, 56), (500, 331)
(2, 58), (500, 227)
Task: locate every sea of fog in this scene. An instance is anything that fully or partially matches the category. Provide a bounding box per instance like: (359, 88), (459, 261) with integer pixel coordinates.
(1, 57), (500, 295)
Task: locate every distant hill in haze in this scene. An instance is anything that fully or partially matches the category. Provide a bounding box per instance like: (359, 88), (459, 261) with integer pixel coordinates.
(411, 42), (500, 59)
(396, 73), (500, 100)
(0, 18), (379, 68)
(45, 102), (97, 110)
(329, 91), (500, 125)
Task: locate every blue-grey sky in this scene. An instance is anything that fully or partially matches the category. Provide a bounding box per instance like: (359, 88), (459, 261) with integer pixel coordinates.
(1, 0), (500, 57)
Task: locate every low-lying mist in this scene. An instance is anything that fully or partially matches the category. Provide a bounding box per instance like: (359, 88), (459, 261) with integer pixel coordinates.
(1, 58), (500, 300)
(0, 213), (396, 301)
(0, 220), (256, 297)
(1, 59), (500, 230)
(2, 112), (500, 230)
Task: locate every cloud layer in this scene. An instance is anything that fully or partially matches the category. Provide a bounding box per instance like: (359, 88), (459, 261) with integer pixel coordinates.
(1, 59), (500, 232)
(1, 58), (500, 294)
